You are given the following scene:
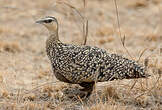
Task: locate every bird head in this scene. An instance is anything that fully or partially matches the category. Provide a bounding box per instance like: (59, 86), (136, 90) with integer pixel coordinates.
(36, 16), (58, 34)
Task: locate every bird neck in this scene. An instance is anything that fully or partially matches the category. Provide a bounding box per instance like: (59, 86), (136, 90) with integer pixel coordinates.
(48, 28), (60, 42)
(46, 22), (60, 43)
(46, 30), (61, 49)
(49, 29), (59, 41)
(46, 30), (62, 58)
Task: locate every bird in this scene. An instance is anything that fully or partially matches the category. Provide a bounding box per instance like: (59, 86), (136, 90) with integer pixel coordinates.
(36, 16), (150, 97)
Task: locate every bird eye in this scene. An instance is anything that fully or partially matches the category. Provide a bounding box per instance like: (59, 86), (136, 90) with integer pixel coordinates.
(45, 19), (52, 23)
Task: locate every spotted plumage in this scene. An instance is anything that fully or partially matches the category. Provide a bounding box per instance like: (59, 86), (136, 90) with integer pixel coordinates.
(36, 16), (150, 96)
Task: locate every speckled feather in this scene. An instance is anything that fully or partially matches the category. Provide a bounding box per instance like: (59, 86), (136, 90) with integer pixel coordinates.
(36, 16), (149, 89)
(46, 34), (148, 84)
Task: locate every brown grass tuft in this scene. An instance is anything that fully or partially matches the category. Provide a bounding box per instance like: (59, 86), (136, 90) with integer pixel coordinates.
(145, 33), (159, 41)
(101, 86), (119, 100)
(96, 26), (114, 44)
(160, 47), (162, 56)
(152, 0), (162, 4)
(0, 27), (13, 35)
(0, 41), (21, 53)
(126, 0), (148, 8)
(85, 102), (126, 110)
(37, 69), (50, 79)
(2, 91), (9, 98)
(24, 103), (44, 110)
(96, 26), (114, 37)
(99, 37), (114, 44)
(23, 93), (36, 101)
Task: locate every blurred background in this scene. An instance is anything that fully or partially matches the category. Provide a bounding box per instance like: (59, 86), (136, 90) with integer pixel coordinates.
(0, 0), (161, 109)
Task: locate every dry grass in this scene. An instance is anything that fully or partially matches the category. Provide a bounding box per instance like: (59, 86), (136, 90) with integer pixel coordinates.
(126, 0), (148, 8)
(0, 41), (21, 53)
(0, 0), (161, 109)
(0, 75), (161, 109)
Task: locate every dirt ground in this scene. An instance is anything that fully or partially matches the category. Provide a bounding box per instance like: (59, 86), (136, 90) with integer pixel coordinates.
(0, 0), (162, 110)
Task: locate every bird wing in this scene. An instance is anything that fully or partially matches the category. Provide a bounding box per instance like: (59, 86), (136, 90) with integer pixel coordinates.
(55, 44), (108, 83)
(51, 43), (148, 84)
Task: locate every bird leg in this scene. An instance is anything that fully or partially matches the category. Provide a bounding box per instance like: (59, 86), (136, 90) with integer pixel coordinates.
(79, 82), (95, 97)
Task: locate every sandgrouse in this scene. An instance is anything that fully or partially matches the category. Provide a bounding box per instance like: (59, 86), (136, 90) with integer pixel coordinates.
(36, 16), (150, 97)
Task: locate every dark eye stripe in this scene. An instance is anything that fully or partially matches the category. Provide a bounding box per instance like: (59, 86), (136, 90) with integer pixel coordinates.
(44, 19), (52, 23)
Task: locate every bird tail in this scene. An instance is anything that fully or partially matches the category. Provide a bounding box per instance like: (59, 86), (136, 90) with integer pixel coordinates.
(97, 62), (151, 82)
(114, 64), (150, 80)
(127, 64), (151, 79)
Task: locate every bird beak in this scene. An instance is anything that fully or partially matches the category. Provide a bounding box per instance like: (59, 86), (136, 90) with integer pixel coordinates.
(35, 19), (44, 24)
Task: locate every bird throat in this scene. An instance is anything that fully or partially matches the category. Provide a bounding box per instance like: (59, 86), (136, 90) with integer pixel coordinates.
(46, 31), (60, 45)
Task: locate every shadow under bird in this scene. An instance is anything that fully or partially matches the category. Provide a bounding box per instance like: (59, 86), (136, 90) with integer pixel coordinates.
(36, 16), (150, 97)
